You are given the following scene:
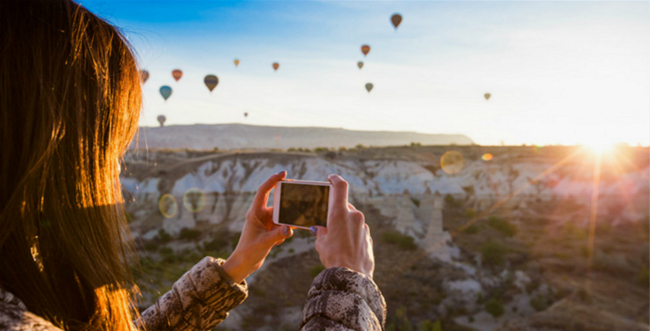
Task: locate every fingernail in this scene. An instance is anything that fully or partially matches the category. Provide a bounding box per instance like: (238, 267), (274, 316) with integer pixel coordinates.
(277, 170), (286, 175)
(283, 226), (291, 237)
(309, 226), (318, 237)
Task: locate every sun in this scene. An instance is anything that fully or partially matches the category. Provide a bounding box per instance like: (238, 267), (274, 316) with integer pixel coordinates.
(582, 136), (616, 155)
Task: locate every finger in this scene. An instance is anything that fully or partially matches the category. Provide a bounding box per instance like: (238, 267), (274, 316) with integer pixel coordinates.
(310, 225), (327, 237)
(252, 171), (287, 212)
(328, 174), (349, 210)
(348, 203), (357, 211)
(265, 225), (293, 246)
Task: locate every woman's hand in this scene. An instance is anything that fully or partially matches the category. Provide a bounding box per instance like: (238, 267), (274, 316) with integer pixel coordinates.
(222, 171), (293, 283)
(311, 175), (375, 279)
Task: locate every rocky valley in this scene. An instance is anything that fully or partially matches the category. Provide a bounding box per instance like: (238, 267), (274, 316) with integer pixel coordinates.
(121, 144), (649, 331)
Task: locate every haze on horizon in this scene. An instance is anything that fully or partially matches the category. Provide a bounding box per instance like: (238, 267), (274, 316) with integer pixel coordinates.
(80, 0), (650, 147)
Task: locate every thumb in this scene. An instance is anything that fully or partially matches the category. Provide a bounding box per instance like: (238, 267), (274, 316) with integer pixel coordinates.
(310, 226), (327, 238)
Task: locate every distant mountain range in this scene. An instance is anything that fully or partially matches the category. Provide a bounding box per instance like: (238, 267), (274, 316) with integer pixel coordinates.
(130, 124), (474, 150)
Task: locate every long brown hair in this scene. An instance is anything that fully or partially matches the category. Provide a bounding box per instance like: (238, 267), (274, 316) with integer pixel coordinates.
(0, 1), (141, 330)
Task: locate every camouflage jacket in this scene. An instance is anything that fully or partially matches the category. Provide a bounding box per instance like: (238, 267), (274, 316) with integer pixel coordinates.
(0, 257), (386, 330)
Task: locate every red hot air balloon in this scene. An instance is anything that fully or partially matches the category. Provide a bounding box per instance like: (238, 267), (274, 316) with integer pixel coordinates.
(272, 62), (279, 71)
(391, 13), (402, 29)
(172, 69), (183, 82)
(361, 45), (370, 56)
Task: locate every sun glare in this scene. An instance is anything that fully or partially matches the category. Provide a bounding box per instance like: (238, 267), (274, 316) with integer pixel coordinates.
(583, 137), (616, 155)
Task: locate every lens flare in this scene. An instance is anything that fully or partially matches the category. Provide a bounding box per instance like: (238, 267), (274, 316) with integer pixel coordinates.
(159, 194), (178, 218)
(183, 188), (207, 213)
(440, 151), (465, 174)
(482, 153), (493, 161)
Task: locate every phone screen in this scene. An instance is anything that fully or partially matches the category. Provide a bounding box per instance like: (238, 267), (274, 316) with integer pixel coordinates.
(279, 183), (329, 227)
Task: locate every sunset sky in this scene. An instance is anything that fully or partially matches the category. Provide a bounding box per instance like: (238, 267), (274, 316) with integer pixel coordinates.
(79, 0), (650, 146)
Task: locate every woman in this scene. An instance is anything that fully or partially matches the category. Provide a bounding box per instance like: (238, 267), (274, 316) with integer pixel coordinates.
(0, 1), (385, 330)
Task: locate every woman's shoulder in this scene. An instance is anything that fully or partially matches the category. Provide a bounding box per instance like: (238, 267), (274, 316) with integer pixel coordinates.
(0, 289), (61, 331)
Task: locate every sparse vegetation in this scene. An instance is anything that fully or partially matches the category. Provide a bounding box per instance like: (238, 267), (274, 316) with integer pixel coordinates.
(487, 216), (517, 237)
(444, 194), (459, 207)
(154, 228), (172, 244)
(481, 241), (507, 266)
(417, 320), (441, 331)
(178, 227), (201, 241)
(462, 224), (479, 234)
(465, 208), (477, 218)
(485, 298), (505, 318)
(410, 197), (420, 208)
(530, 294), (553, 311)
(314, 146), (330, 153)
(381, 231), (417, 250)
(310, 264), (326, 278)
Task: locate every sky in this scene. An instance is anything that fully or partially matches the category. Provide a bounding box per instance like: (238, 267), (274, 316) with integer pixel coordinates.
(78, 0), (650, 146)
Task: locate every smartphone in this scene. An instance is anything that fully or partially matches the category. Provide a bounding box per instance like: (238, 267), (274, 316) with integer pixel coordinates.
(272, 180), (331, 230)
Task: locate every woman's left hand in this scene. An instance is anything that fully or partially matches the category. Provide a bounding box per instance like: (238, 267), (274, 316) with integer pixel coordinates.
(222, 171), (293, 283)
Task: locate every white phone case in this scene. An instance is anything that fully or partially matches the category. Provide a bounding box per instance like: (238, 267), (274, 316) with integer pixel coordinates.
(272, 179), (332, 230)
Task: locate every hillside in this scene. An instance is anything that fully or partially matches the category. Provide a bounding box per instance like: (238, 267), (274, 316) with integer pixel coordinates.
(130, 124), (474, 150)
(121, 145), (650, 331)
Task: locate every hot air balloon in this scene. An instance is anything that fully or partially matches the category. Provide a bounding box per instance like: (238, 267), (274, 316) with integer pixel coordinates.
(357, 61), (364, 69)
(139, 70), (150, 83)
(365, 83), (373, 93)
(361, 45), (370, 56)
(244, 112), (248, 118)
(391, 13), (402, 29)
(157, 115), (166, 127)
(204, 75), (219, 92)
(484, 93), (491, 100)
(160, 86), (172, 101)
(272, 62), (279, 71)
(234, 59), (240, 67)
(172, 69), (183, 82)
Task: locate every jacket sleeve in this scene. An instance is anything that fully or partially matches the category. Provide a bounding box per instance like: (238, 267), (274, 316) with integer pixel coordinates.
(135, 256), (247, 331)
(300, 268), (387, 331)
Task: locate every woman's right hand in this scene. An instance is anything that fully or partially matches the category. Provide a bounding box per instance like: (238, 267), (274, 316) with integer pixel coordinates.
(310, 175), (375, 279)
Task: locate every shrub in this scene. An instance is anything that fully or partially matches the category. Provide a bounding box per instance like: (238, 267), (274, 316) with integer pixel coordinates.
(410, 197), (420, 208)
(462, 224), (479, 234)
(381, 231), (417, 250)
(485, 298), (505, 318)
(338, 146), (347, 151)
(203, 236), (230, 252)
(178, 227), (201, 241)
(530, 294), (552, 312)
(288, 147), (296, 152)
(143, 241), (159, 252)
(481, 241), (507, 266)
(417, 320), (441, 331)
(487, 216), (517, 237)
(444, 194), (458, 207)
(155, 229), (172, 244)
(159, 247), (176, 263)
(314, 147), (329, 153)
(465, 208), (477, 218)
